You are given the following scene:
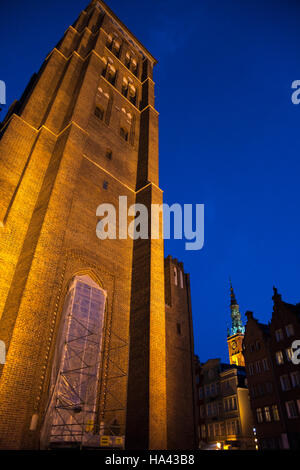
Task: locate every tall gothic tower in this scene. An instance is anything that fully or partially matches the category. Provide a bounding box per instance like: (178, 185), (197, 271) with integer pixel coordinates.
(0, 1), (167, 450)
(227, 282), (245, 367)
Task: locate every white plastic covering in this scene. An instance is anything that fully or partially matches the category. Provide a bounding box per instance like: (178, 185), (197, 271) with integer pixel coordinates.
(40, 275), (106, 448)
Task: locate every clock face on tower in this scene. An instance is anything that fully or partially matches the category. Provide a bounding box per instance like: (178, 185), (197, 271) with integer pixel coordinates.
(227, 335), (245, 367)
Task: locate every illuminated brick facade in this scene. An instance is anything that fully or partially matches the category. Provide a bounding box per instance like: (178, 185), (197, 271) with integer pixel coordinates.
(0, 0), (171, 450)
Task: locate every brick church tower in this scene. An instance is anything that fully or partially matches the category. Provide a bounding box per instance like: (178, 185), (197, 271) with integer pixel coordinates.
(0, 1), (168, 450)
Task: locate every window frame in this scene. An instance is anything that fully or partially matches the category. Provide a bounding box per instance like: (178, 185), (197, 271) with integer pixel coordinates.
(276, 350), (284, 365)
(285, 401), (298, 419)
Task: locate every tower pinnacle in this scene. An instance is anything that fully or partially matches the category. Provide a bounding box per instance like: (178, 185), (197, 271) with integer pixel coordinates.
(230, 278), (237, 306)
(228, 280), (245, 336)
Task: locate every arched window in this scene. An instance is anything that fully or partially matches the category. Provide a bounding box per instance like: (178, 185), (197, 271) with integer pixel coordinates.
(106, 34), (113, 48)
(41, 275), (106, 448)
(122, 77), (128, 97)
(131, 58), (138, 75)
(129, 84), (136, 105)
(112, 39), (121, 57)
(125, 52), (131, 68)
(107, 64), (116, 85)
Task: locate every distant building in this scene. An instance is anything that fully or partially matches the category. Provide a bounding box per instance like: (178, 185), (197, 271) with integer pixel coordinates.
(227, 282), (245, 367)
(195, 358), (255, 450)
(243, 288), (300, 450)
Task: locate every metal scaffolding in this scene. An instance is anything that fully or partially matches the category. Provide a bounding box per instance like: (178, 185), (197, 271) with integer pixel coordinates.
(41, 275), (109, 448)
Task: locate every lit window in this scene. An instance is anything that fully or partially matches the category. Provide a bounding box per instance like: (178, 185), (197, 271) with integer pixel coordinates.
(275, 329), (284, 342)
(286, 348), (293, 362)
(272, 405), (280, 421)
(264, 406), (271, 422)
(256, 408), (263, 423)
(280, 375), (291, 391)
(276, 351), (284, 365)
(285, 324), (294, 338)
(285, 401), (298, 419)
(226, 421), (235, 435)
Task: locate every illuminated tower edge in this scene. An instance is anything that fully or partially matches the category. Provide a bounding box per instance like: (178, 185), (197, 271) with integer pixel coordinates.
(227, 281), (245, 367)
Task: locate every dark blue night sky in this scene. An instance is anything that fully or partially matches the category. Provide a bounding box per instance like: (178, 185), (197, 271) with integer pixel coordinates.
(2, 0), (300, 363)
